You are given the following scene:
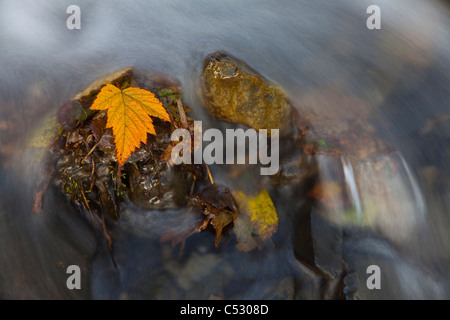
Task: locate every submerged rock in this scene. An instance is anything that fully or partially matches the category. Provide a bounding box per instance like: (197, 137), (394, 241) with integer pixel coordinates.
(201, 52), (292, 135)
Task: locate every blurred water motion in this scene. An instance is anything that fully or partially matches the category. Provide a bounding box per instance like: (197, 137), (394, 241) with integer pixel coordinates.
(0, 0), (449, 299)
(313, 152), (426, 246)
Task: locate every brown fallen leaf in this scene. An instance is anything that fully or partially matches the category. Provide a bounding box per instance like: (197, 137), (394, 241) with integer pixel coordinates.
(189, 184), (239, 247)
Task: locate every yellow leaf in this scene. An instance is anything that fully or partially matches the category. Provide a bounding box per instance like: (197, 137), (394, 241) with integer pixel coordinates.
(232, 189), (278, 251)
(90, 84), (170, 166)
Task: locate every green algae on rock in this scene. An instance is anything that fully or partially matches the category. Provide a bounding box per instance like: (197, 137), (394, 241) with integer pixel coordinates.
(201, 52), (292, 135)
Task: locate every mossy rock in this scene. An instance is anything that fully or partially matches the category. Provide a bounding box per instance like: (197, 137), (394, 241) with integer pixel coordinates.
(47, 68), (200, 221)
(201, 52), (292, 135)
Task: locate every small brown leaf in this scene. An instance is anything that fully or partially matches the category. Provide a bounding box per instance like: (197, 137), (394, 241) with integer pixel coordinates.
(190, 184), (239, 247)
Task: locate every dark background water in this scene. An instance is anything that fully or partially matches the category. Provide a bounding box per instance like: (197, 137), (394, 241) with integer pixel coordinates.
(0, 0), (449, 299)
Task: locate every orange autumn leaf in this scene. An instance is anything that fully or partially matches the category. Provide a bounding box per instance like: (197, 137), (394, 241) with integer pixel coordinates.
(90, 84), (170, 166)
(232, 189), (278, 251)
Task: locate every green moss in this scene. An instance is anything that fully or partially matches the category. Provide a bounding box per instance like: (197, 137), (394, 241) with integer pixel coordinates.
(64, 177), (79, 195)
(317, 139), (327, 148)
(27, 116), (61, 149)
(25, 115), (63, 163)
(157, 88), (174, 97)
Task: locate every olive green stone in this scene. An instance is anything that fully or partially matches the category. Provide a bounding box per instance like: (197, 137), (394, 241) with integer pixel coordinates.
(201, 52), (291, 135)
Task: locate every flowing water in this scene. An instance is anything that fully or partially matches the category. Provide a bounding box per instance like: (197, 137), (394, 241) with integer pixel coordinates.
(0, 0), (449, 299)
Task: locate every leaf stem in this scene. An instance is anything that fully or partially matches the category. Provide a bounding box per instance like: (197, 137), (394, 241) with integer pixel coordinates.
(205, 164), (214, 185)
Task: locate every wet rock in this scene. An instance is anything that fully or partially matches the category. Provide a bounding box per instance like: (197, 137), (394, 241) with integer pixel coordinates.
(126, 160), (193, 210)
(58, 67), (134, 131)
(164, 251), (234, 299)
(48, 68), (201, 221)
(201, 52), (292, 135)
(25, 116), (62, 164)
(343, 232), (449, 299)
(229, 276), (295, 300)
(310, 210), (344, 280)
